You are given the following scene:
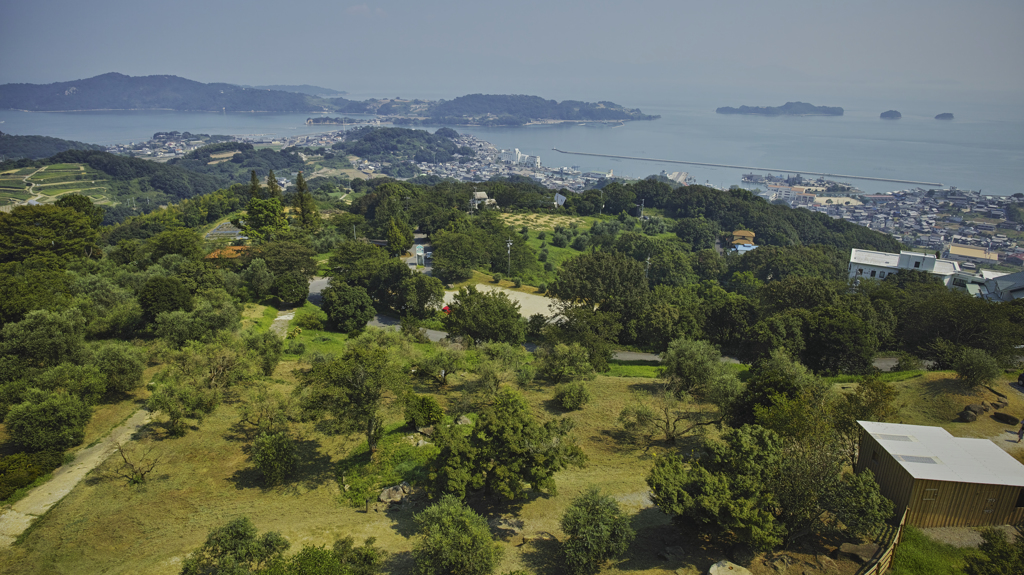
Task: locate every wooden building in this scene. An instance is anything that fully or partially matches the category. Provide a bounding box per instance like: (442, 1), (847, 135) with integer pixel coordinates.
(856, 421), (1024, 527)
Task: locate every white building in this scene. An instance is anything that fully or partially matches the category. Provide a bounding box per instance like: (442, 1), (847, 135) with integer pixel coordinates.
(848, 249), (961, 283)
(498, 148), (541, 168)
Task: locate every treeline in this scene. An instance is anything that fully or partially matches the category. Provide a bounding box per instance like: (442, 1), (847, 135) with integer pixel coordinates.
(168, 142), (306, 182)
(0, 132), (104, 160)
(332, 127), (475, 176)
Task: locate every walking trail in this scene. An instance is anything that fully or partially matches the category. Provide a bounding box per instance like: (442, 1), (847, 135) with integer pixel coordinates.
(0, 409), (151, 547)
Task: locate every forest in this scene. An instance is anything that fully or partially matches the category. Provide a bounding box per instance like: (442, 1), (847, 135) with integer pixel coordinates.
(0, 132), (104, 160)
(0, 172), (1019, 575)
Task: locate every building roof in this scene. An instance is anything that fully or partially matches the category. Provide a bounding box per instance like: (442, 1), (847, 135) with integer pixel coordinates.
(850, 248), (900, 268)
(949, 245), (1000, 262)
(859, 421), (1024, 487)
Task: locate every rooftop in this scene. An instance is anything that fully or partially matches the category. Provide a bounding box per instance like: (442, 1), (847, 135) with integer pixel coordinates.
(859, 421), (1024, 487)
(850, 248), (900, 268)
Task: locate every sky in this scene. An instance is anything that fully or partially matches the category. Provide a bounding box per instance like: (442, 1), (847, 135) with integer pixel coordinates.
(2, 0), (1022, 107)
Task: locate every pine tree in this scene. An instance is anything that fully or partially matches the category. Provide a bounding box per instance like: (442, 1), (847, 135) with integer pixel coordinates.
(249, 170), (261, 199)
(266, 170), (283, 201)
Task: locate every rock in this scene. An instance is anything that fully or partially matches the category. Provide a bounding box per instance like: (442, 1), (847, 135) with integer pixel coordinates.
(417, 426), (435, 437)
(959, 410), (978, 422)
(767, 554), (794, 573)
(658, 546), (686, 561)
(965, 404), (988, 414)
(378, 481), (412, 503)
(675, 568), (699, 575)
(457, 415), (472, 426)
(729, 542), (755, 566)
(816, 554), (839, 573)
(415, 440), (432, 447)
(993, 412), (1020, 426)
(488, 516), (524, 535)
(708, 560), (752, 575)
(834, 542), (879, 564)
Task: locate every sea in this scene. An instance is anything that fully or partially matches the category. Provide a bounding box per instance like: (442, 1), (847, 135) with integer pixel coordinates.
(1, 99), (1021, 197)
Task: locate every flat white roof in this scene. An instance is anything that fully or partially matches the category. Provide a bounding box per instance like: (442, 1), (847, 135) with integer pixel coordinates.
(850, 249), (899, 268)
(860, 421), (1024, 487)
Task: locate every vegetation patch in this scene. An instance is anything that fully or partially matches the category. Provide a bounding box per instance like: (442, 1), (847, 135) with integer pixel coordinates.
(335, 422), (439, 507)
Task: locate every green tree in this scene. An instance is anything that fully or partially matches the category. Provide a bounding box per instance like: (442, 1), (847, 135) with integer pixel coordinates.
(443, 286), (525, 344)
(320, 281), (376, 332)
(249, 169), (261, 199)
(297, 330), (408, 453)
(180, 516), (289, 575)
(952, 347), (1002, 389)
(398, 273), (444, 319)
(965, 527), (1024, 575)
(413, 494), (503, 575)
(138, 275), (193, 323)
(0, 205), (99, 264)
(418, 343), (466, 388)
(243, 258), (275, 299)
(266, 170), (283, 200)
(0, 308), (85, 373)
(146, 228), (204, 262)
(430, 388), (585, 500)
(242, 330), (284, 377)
(534, 342), (594, 385)
(560, 487), (636, 575)
(5, 389), (92, 452)
(251, 430), (296, 486)
(90, 341), (146, 396)
(235, 198), (288, 244)
(291, 172), (322, 233)
(55, 193), (105, 228)
(273, 271), (309, 306)
(386, 217), (414, 257)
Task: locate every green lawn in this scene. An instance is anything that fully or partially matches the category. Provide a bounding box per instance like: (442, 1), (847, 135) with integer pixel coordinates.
(889, 526), (973, 575)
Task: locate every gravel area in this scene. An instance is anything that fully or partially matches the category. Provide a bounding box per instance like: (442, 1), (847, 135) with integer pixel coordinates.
(918, 525), (1019, 548)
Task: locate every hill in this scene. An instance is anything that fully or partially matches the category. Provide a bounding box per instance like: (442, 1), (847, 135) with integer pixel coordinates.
(716, 101), (844, 116)
(421, 94), (660, 126)
(247, 84), (347, 97)
(880, 110), (902, 120)
(0, 73), (323, 112)
(0, 132), (104, 160)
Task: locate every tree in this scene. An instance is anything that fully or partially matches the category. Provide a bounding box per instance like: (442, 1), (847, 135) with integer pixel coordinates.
(235, 197), (288, 244)
(952, 347), (1002, 389)
(542, 307), (621, 373)
(242, 330), (284, 377)
(291, 171), (322, 233)
(55, 193), (105, 228)
(243, 258), (275, 299)
(430, 388), (586, 500)
(90, 341), (145, 396)
(443, 286), (525, 344)
(0, 205), (98, 264)
(413, 494), (503, 575)
(618, 384), (692, 449)
(138, 276), (193, 322)
(180, 516), (290, 575)
(273, 271), (309, 306)
(263, 537), (388, 575)
(0, 308), (86, 373)
(535, 342), (595, 385)
(560, 487), (636, 575)
(965, 527), (1024, 575)
(835, 376), (902, 464)
(146, 228), (204, 261)
(5, 389), (91, 452)
(251, 430), (296, 486)
(398, 273), (444, 319)
(730, 349), (823, 427)
(320, 281), (376, 332)
(418, 343), (466, 388)
(660, 338), (739, 402)
(297, 330), (408, 453)
(385, 217), (414, 257)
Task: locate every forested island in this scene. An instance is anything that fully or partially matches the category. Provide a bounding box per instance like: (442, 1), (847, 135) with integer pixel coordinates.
(716, 101), (844, 116)
(935, 113), (954, 120)
(880, 110), (902, 120)
(0, 74), (658, 126)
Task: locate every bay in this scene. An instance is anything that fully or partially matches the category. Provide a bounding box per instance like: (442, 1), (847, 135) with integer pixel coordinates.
(1, 102), (1020, 196)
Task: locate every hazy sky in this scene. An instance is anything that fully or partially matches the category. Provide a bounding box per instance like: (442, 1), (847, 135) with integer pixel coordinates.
(2, 0), (1021, 106)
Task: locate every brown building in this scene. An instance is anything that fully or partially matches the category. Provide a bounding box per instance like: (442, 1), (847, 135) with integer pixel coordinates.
(856, 421), (1024, 527)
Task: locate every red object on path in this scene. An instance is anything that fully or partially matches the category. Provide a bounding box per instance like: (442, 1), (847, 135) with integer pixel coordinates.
(442, 306), (451, 315)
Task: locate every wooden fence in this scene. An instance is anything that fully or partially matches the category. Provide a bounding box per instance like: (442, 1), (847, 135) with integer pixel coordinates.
(856, 508), (909, 575)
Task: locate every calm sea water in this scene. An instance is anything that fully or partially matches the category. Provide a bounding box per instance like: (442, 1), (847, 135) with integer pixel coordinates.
(1, 102), (1021, 196)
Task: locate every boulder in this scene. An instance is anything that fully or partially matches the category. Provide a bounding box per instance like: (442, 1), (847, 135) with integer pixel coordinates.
(658, 546), (686, 561)
(965, 404), (988, 414)
(457, 415), (473, 426)
(959, 410), (977, 422)
(834, 542), (879, 564)
(378, 481), (412, 503)
(417, 426), (435, 437)
(415, 440), (432, 447)
(993, 412), (1020, 426)
(708, 560), (752, 575)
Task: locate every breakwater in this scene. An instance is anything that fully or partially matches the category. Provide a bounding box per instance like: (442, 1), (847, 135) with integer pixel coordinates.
(552, 148), (944, 187)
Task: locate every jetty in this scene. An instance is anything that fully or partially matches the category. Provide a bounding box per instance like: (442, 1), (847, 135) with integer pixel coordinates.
(552, 149), (943, 187)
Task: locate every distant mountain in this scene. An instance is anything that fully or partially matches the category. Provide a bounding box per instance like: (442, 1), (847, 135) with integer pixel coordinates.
(0, 73), (324, 112)
(392, 94), (659, 126)
(0, 132), (104, 160)
(247, 84), (347, 97)
(716, 101), (844, 116)
(880, 110), (902, 120)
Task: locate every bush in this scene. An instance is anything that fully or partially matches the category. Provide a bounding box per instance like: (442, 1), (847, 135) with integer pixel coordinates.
(538, 280), (548, 291)
(560, 487), (636, 574)
(538, 251), (548, 262)
(492, 273), (502, 283)
(181, 517), (290, 574)
(284, 340), (306, 355)
(5, 389), (91, 452)
(405, 394), (444, 429)
(414, 494), (503, 575)
(526, 313), (547, 337)
(243, 331), (284, 377)
(571, 234), (590, 251)
(953, 347), (1002, 389)
(555, 381), (591, 411)
(892, 351), (924, 372)
(552, 233), (569, 248)
(91, 341), (145, 396)
(537, 231), (546, 240)
(0, 451), (63, 502)
(251, 430), (296, 486)
(513, 277), (522, 288)
(544, 262), (554, 272)
(293, 308), (326, 331)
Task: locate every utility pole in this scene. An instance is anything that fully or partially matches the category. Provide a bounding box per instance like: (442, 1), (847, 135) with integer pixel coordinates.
(645, 256), (651, 280)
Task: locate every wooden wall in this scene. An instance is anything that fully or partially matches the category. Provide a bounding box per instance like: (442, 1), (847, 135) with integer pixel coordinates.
(857, 431), (915, 513)
(858, 428), (1024, 527)
(907, 480), (1024, 528)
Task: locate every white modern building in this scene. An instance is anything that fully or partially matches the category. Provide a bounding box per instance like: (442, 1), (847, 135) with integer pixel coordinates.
(848, 249), (961, 282)
(499, 148), (541, 168)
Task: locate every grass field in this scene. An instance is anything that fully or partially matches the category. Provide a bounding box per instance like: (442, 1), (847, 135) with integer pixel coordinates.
(889, 526), (974, 575)
(1, 320), (1020, 574)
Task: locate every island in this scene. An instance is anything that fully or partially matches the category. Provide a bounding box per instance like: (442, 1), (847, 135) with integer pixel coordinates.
(306, 116), (370, 125)
(0, 73), (659, 126)
(880, 110), (902, 120)
(715, 101), (844, 116)
(935, 113), (954, 120)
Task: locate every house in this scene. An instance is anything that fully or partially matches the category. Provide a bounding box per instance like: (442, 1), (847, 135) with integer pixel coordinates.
(856, 421), (1024, 528)
(848, 249), (960, 283)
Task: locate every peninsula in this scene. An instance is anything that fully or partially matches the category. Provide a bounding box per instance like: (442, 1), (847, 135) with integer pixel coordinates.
(716, 101), (844, 116)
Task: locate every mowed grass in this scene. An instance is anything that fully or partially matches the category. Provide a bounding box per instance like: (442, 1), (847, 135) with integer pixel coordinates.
(889, 526), (972, 575)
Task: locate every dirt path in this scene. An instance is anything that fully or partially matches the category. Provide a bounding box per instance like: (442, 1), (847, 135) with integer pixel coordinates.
(269, 309), (295, 337)
(0, 408), (152, 547)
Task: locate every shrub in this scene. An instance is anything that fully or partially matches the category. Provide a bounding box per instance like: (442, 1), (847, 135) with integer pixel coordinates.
(537, 231), (547, 240)
(551, 233), (569, 248)
(526, 313), (547, 337)
(293, 308), (326, 331)
(284, 340), (306, 355)
(544, 262), (554, 272)
(251, 430), (296, 486)
(180, 517), (290, 574)
(243, 331), (284, 377)
(91, 341), (145, 396)
(571, 234), (590, 251)
(492, 273), (502, 283)
(555, 381), (591, 411)
(560, 487), (636, 574)
(539, 280), (548, 291)
(538, 251), (548, 262)
(414, 494), (503, 575)
(405, 394), (444, 429)
(0, 451), (62, 502)
(513, 277), (522, 288)
(953, 347), (1002, 389)
(5, 389), (91, 452)
(892, 351), (924, 372)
